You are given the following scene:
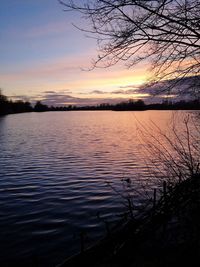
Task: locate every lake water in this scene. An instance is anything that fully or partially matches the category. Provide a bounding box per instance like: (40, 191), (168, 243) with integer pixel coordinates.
(0, 110), (192, 266)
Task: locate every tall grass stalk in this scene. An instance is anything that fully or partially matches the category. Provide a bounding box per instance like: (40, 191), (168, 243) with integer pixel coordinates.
(137, 112), (200, 187)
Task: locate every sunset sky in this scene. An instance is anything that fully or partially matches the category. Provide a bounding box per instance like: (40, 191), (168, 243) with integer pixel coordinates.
(0, 0), (151, 106)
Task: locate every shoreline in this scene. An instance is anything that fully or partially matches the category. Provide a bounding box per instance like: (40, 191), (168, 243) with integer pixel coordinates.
(57, 174), (200, 267)
(1, 107), (200, 118)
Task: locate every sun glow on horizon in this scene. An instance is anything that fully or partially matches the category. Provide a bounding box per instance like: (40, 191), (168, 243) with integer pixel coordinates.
(0, 0), (151, 107)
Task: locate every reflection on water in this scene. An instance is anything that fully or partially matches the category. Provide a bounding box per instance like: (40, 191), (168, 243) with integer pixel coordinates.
(0, 110), (192, 266)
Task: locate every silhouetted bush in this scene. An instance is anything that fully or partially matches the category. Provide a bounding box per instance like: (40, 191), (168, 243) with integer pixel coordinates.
(34, 101), (49, 112)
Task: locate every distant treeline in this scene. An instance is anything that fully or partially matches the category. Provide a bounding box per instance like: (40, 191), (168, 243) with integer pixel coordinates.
(70, 99), (200, 111)
(111, 99), (200, 111)
(0, 91), (200, 116)
(0, 92), (31, 115)
(0, 91), (73, 115)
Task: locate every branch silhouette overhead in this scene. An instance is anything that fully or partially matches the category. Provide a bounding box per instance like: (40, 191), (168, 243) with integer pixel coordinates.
(59, 0), (200, 94)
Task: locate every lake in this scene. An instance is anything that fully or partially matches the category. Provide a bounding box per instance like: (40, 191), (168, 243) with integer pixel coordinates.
(0, 110), (192, 266)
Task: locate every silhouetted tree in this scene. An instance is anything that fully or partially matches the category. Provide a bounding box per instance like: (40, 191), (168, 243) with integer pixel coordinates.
(0, 89), (7, 102)
(34, 101), (49, 112)
(0, 89), (10, 115)
(24, 101), (33, 112)
(113, 99), (146, 110)
(59, 0), (200, 95)
(12, 100), (33, 113)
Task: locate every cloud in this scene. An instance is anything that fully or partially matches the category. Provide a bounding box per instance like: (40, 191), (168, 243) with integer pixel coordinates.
(135, 76), (200, 97)
(112, 89), (140, 95)
(84, 88), (146, 95)
(43, 90), (57, 94)
(89, 90), (105, 94)
(119, 84), (139, 89)
(8, 95), (31, 102)
(26, 91), (136, 107)
(43, 89), (72, 94)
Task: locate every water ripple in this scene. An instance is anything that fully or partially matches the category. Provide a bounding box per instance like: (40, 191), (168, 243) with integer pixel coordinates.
(0, 110), (191, 266)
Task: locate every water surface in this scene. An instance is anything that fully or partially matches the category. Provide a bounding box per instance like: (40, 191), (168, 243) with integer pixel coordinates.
(0, 110), (190, 266)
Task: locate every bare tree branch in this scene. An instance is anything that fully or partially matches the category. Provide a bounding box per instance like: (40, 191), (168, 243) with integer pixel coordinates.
(59, 0), (200, 95)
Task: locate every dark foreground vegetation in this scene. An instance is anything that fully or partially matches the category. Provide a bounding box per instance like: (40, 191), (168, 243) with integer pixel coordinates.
(0, 91), (200, 116)
(58, 173), (200, 267)
(57, 114), (200, 267)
